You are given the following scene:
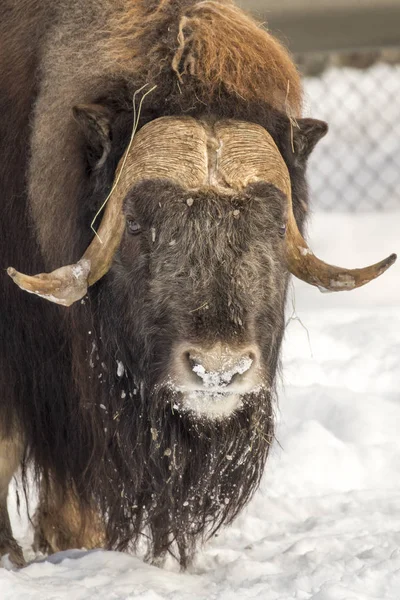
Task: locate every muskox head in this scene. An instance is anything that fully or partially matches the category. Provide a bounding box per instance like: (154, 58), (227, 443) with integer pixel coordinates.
(8, 117), (396, 418)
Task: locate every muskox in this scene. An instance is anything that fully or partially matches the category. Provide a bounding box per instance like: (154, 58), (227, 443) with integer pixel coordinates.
(0, 0), (395, 568)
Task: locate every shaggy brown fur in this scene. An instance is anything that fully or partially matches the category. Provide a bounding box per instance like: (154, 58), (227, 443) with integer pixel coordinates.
(103, 0), (302, 112)
(34, 483), (105, 555)
(0, 437), (24, 566)
(0, 0), (322, 569)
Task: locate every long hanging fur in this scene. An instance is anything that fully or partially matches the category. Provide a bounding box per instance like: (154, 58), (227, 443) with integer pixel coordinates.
(0, 0), (306, 567)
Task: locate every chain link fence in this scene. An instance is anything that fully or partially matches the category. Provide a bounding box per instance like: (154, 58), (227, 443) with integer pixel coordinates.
(299, 50), (400, 212)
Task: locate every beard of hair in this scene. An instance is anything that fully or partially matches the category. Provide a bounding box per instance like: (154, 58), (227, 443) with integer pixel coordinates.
(70, 299), (275, 568)
(102, 382), (274, 568)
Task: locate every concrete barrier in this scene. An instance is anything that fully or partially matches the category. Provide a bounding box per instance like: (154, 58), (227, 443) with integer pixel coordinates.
(238, 0), (400, 53)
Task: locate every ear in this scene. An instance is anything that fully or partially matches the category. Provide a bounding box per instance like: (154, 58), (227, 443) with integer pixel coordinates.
(292, 118), (328, 165)
(72, 103), (113, 170)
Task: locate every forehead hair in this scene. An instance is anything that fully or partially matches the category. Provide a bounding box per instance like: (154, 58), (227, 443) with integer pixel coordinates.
(123, 179), (288, 225)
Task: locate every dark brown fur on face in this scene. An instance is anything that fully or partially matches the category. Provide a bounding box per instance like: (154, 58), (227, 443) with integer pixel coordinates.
(0, 0), (323, 568)
(117, 181), (288, 357)
(81, 181), (288, 563)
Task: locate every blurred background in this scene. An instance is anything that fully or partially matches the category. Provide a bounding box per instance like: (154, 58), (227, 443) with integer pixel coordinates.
(239, 0), (400, 211)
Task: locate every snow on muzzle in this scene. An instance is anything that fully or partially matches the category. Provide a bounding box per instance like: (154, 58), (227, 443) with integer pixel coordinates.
(169, 342), (263, 419)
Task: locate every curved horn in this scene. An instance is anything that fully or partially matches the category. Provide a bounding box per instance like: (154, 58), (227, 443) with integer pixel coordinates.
(8, 117), (396, 306)
(285, 215), (396, 291)
(7, 117), (209, 306)
(212, 120), (396, 292)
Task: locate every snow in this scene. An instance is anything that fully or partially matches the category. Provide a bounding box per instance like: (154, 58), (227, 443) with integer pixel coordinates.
(184, 355), (255, 418)
(182, 389), (243, 419)
(117, 360), (125, 378)
(192, 356), (253, 387)
(2, 65), (400, 598)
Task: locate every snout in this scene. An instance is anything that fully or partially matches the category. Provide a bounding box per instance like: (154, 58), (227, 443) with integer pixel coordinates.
(170, 342), (263, 418)
(183, 345), (257, 391)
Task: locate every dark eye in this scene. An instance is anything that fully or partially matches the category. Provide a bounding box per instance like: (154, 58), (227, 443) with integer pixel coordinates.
(127, 219), (142, 235)
(279, 224), (287, 237)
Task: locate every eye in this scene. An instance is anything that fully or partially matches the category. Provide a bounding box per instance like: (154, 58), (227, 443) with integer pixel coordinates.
(127, 219), (142, 235)
(279, 224), (287, 237)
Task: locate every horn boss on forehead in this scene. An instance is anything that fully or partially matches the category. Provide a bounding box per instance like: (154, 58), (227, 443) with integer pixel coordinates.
(7, 116), (396, 305)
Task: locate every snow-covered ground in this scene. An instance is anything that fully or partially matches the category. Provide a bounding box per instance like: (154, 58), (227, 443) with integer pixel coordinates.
(2, 210), (399, 599)
(1, 63), (400, 598)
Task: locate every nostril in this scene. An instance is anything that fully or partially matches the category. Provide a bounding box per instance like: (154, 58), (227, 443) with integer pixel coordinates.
(187, 353), (209, 383)
(248, 351), (256, 363)
(227, 354), (254, 385)
(185, 351), (200, 370)
(232, 354), (254, 377)
(183, 351), (205, 384)
(187, 354), (198, 371)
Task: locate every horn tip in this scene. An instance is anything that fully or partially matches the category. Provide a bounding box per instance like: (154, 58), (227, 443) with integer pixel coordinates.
(380, 253), (397, 273)
(7, 267), (17, 278)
